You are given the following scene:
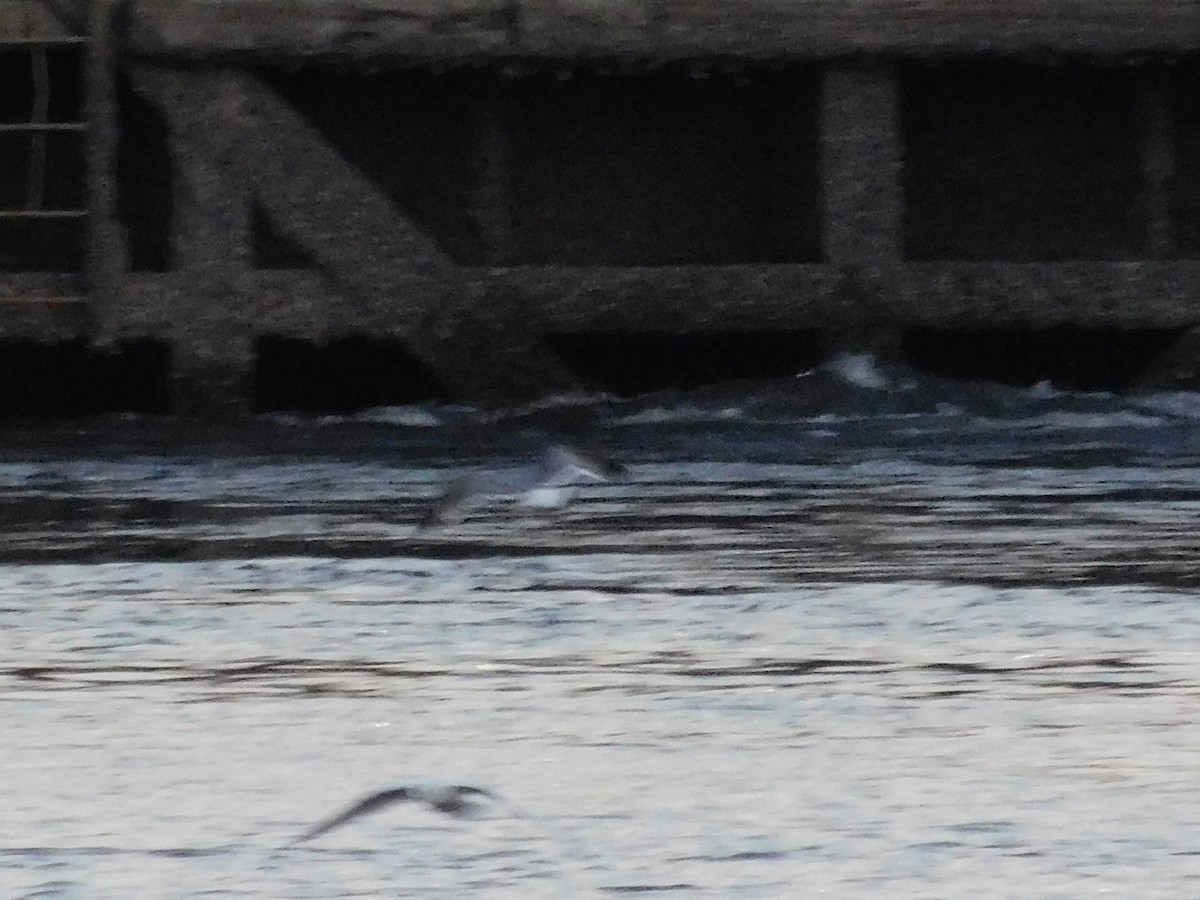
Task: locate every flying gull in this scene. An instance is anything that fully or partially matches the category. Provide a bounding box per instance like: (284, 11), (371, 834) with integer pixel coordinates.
(292, 782), (595, 894)
(294, 782), (500, 844)
(420, 443), (625, 528)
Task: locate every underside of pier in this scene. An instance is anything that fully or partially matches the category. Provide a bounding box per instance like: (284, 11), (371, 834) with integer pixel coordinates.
(1, 1), (1200, 413)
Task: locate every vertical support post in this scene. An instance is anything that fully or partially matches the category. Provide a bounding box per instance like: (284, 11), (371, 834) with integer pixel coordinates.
(1131, 69), (1196, 390)
(1137, 66), (1177, 259)
(86, 0), (126, 338)
(820, 59), (903, 347)
(134, 65), (253, 414)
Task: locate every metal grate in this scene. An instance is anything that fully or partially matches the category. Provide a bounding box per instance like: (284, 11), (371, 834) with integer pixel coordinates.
(0, 0), (88, 221)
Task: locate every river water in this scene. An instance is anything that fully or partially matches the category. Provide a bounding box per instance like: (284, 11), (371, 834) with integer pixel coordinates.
(3, 355), (1200, 898)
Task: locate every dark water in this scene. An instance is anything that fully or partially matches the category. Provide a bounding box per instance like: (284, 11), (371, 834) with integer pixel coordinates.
(3, 354), (1200, 898)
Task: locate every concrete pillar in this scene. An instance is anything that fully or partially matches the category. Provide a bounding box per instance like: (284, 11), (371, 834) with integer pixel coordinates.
(132, 66), (254, 415)
(819, 59), (903, 348)
(1137, 67), (1177, 259)
(85, 0), (126, 338)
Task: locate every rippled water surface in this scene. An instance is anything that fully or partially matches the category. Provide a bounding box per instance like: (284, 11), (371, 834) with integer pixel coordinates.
(4, 361), (1200, 898)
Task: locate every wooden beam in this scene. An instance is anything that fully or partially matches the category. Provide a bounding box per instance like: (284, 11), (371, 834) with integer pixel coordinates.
(86, 0), (128, 341)
(126, 0), (1200, 60)
(239, 261), (1200, 336)
(129, 66), (255, 414)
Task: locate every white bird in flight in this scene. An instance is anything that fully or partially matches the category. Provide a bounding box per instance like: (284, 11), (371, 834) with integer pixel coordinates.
(420, 443), (625, 528)
(294, 782), (500, 844)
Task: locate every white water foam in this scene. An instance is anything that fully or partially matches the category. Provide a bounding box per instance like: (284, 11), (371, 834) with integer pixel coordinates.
(613, 403), (744, 426)
(824, 352), (891, 391)
(353, 405), (444, 427)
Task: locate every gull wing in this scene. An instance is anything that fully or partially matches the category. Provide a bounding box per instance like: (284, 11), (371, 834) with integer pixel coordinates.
(420, 474), (486, 528)
(539, 444), (626, 486)
(294, 787), (414, 843)
(453, 785), (494, 800)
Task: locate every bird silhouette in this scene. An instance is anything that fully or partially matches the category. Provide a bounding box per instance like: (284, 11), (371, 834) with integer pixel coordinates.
(294, 782), (500, 844)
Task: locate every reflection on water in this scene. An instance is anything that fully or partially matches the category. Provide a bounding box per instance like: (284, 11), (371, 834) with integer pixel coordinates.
(3, 367), (1200, 897)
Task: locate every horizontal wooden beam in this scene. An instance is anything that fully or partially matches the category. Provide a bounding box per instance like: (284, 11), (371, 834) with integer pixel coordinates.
(7, 261), (1197, 347)
(229, 261), (1200, 335)
(0, 2), (84, 41)
(125, 0), (1200, 61)
(0, 272), (89, 340)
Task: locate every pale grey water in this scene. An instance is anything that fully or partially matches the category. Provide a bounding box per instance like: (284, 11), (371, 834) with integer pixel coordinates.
(4, 369), (1200, 898)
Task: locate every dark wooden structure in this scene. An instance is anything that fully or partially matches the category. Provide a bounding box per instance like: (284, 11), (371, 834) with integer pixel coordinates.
(1, 1), (1199, 410)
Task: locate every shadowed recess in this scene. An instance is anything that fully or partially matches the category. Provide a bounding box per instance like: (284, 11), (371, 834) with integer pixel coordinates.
(902, 326), (1186, 390)
(1172, 57), (1200, 255)
(0, 339), (171, 416)
(0, 45), (86, 272)
(117, 72), (172, 272)
(259, 66), (485, 263)
(508, 64), (821, 265)
(902, 61), (1142, 261)
(252, 202), (312, 268)
(253, 336), (444, 413)
(259, 63), (820, 266)
(548, 330), (824, 397)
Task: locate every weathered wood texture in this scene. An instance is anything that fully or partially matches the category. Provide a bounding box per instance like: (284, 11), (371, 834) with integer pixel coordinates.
(820, 62), (901, 273)
(0, 276), (89, 341)
(9, 260), (1199, 340)
(4, 2), (1199, 407)
(232, 262), (1200, 334)
(0, 1), (80, 40)
(126, 0), (1200, 59)
(121, 65), (581, 403)
(86, 0), (127, 339)
(129, 67), (256, 413)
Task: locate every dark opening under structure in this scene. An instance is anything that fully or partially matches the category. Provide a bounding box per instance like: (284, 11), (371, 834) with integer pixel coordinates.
(252, 336), (446, 413)
(257, 63), (822, 267)
(1171, 58), (1200, 256)
(506, 65), (822, 265)
(116, 72), (173, 272)
(260, 66), (496, 266)
(548, 331), (826, 397)
(902, 61), (1145, 261)
(0, 339), (172, 417)
(902, 326), (1188, 391)
(0, 44), (87, 272)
